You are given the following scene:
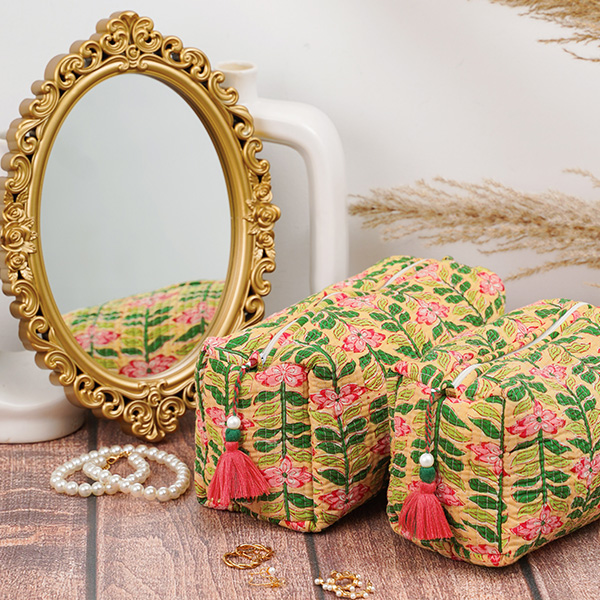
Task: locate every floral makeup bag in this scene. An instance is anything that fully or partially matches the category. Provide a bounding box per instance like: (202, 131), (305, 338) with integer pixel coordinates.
(194, 255), (505, 532)
(388, 299), (600, 566)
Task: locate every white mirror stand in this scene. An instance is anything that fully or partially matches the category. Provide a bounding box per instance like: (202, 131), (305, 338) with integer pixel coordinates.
(0, 134), (85, 443)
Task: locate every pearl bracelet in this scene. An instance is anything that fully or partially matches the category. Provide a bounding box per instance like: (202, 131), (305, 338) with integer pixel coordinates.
(50, 444), (191, 501)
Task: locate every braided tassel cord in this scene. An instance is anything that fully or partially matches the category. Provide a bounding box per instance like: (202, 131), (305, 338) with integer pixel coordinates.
(207, 352), (270, 505)
(398, 388), (452, 540)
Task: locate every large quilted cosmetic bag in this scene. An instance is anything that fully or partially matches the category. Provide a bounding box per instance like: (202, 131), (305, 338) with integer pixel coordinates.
(195, 255), (506, 532)
(388, 299), (600, 566)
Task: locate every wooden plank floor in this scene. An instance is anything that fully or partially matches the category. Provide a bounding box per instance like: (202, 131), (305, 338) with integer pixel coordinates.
(2, 411), (600, 599)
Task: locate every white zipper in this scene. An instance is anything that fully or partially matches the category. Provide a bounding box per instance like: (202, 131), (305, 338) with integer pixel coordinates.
(382, 258), (427, 288)
(451, 301), (587, 388)
(260, 258), (428, 363)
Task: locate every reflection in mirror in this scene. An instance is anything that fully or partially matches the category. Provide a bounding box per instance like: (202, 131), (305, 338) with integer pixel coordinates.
(41, 74), (230, 378)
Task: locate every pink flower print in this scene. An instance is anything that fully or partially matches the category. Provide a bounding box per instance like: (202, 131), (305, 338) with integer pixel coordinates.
(569, 310), (582, 324)
(511, 504), (563, 541)
(335, 294), (377, 309)
(277, 331), (295, 346)
(371, 436), (391, 455)
(310, 384), (367, 418)
(261, 456), (312, 488)
(394, 416), (412, 437)
(449, 351), (475, 371)
(414, 263), (441, 281)
(319, 484), (370, 511)
(202, 336), (230, 358)
(196, 414), (208, 446)
(255, 363), (307, 388)
(416, 381), (436, 397)
(445, 384), (468, 403)
(571, 455), (600, 487)
(393, 361), (409, 376)
(75, 325), (120, 351)
(467, 545), (502, 566)
(529, 364), (568, 382)
(119, 354), (178, 378)
(342, 326), (386, 353)
(127, 291), (178, 308)
(514, 320), (540, 346)
(467, 442), (503, 476)
(283, 520), (309, 532)
(507, 401), (566, 439)
(173, 302), (216, 325)
(478, 272), (505, 295)
(407, 476), (463, 506)
(435, 480), (464, 506)
(415, 301), (450, 325)
(205, 406), (254, 430)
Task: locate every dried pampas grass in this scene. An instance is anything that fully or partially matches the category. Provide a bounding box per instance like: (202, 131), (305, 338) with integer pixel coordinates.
(349, 171), (600, 281)
(491, 0), (600, 60)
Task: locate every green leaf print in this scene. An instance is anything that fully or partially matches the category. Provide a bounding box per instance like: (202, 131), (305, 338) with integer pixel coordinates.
(320, 469), (346, 486)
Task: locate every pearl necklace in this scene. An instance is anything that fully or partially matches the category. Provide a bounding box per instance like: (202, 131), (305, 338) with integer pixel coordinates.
(50, 444), (191, 501)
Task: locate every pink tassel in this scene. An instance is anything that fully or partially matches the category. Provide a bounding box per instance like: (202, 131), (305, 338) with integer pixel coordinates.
(399, 480), (452, 540)
(207, 440), (270, 506)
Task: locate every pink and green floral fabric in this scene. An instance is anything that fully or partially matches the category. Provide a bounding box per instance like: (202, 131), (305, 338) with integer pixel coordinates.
(388, 299), (600, 566)
(195, 256), (505, 531)
(63, 280), (223, 377)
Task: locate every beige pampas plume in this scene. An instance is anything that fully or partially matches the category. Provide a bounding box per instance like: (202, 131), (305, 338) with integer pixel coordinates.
(349, 172), (600, 282)
(490, 0), (600, 60)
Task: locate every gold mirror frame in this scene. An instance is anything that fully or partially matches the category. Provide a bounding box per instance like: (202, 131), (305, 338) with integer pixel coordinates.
(0, 11), (279, 441)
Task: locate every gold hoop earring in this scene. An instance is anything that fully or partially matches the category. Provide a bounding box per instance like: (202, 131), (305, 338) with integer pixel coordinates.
(222, 543), (274, 570)
(314, 570), (376, 598)
(249, 566), (286, 588)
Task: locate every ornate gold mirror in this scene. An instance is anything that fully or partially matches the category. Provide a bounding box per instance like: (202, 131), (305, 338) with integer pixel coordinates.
(0, 11), (279, 441)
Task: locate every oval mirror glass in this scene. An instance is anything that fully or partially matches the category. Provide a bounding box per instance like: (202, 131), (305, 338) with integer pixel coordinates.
(41, 73), (229, 379)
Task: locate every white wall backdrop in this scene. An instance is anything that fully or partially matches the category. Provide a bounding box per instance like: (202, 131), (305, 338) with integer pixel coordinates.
(1, 0), (599, 319)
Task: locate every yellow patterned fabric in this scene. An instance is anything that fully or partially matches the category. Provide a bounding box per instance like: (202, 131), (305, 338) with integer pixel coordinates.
(63, 280), (223, 377)
(388, 299), (600, 566)
(195, 256), (505, 531)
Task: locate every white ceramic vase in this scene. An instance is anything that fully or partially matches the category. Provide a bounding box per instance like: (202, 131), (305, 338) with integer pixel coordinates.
(216, 61), (348, 294)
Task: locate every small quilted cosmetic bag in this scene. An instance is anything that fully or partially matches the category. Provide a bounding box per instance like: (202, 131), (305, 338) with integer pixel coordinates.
(194, 255), (505, 532)
(387, 299), (600, 566)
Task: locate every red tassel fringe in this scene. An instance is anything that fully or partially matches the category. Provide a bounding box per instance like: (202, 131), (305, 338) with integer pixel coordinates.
(207, 441), (270, 506)
(399, 481), (452, 540)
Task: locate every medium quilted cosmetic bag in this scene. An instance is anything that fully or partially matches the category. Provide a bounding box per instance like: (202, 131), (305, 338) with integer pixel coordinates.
(195, 255), (505, 532)
(387, 299), (600, 566)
